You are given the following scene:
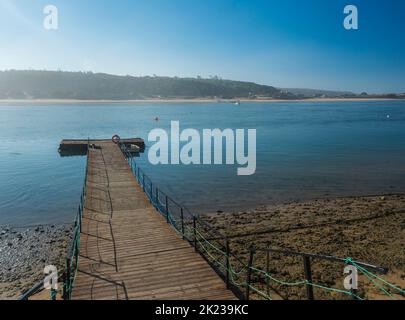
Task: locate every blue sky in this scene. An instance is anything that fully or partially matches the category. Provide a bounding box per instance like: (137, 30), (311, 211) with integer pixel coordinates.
(0, 0), (404, 93)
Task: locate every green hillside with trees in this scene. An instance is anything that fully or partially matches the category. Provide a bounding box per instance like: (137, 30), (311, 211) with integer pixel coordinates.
(0, 70), (283, 100)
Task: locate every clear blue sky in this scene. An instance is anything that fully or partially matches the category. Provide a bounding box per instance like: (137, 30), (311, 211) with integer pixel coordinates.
(0, 0), (404, 93)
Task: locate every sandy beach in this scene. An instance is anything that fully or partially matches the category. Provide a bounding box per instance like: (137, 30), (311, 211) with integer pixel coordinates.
(203, 194), (405, 300)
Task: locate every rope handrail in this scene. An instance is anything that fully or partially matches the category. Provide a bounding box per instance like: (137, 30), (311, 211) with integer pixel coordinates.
(120, 144), (403, 301)
(254, 248), (388, 274)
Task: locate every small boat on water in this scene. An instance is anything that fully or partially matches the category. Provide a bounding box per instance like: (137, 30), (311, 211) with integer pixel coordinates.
(234, 100), (241, 106)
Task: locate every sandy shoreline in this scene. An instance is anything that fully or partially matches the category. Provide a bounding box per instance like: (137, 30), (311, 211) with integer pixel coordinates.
(0, 98), (402, 105)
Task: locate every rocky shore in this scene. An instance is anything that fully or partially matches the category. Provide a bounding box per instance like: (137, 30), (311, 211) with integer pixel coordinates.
(0, 224), (72, 300)
(204, 194), (405, 300)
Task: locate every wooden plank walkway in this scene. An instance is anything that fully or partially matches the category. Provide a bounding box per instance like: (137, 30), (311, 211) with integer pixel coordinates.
(72, 141), (236, 300)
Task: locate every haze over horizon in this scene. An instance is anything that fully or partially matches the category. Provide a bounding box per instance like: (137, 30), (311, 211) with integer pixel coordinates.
(1, 0), (404, 93)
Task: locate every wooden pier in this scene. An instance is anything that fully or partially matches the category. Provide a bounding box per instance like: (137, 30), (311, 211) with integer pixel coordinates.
(68, 140), (235, 300)
(59, 138), (145, 156)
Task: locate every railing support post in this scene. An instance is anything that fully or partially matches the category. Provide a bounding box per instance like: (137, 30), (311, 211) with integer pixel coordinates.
(303, 256), (314, 300)
(225, 238), (230, 289)
(65, 258), (71, 300)
(347, 262), (359, 300)
(351, 288), (359, 300)
(62, 272), (67, 301)
(193, 216), (197, 252)
(266, 251), (270, 297)
(149, 182), (153, 204)
(156, 189), (159, 211)
(246, 249), (254, 300)
(180, 208), (185, 239)
(165, 195), (169, 223)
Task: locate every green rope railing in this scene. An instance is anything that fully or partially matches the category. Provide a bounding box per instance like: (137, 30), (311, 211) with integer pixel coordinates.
(195, 227), (227, 256)
(347, 258), (405, 299)
(63, 141), (89, 300)
(121, 145), (404, 301)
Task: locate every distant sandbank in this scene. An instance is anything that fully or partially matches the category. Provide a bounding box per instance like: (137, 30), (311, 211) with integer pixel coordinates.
(0, 97), (402, 105)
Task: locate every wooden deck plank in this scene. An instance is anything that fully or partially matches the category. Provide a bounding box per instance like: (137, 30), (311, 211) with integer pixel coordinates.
(72, 141), (236, 300)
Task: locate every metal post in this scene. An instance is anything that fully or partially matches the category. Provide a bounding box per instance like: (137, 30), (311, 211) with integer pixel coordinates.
(266, 251), (270, 297)
(156, 189), (159, 211)
(349, 263), (359, 300)
(303, 256), (314, 300)
(142, 173), (146, 192)
(193, 216), (197, 252)
(351, 288), (359, 300)
(62, 272), (67, 301)
(246, 249), (254, 300)
(65, 258), (71, 300)
(165, 195), (169, 223)
(149, 182), (153, 204)
(180, 207), (185, 239)
(225, 238), (230, 289)
(79, 206), (82, 231)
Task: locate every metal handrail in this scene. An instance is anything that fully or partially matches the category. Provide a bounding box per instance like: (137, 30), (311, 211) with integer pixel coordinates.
(18, 281), (44, 300)
(253, 247), (388, 274)
(120, 144), (394, 301)
(19, 140), (90, 301)
(120, 145), (239, 289)
(63, 139), (90, 300)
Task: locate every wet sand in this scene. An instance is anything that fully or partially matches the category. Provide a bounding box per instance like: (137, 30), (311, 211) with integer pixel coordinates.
(0, 224), (72, 300)
(203, 194), (405, 300)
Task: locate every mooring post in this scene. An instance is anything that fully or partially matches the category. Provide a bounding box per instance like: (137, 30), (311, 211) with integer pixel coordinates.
(180, 207), (185, 239)
(246, 249), (255, 300)
(303, 256), (314, 300)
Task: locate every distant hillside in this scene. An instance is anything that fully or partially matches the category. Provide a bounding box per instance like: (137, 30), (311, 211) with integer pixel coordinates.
(0, 70), (282, 100)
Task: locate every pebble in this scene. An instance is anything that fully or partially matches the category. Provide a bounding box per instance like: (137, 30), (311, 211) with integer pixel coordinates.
(0, 224), (73, 299)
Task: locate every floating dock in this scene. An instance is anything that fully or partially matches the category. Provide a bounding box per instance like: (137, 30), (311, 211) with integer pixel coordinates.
(59, 138), (145, 156)
(71, 140), (235, 300)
